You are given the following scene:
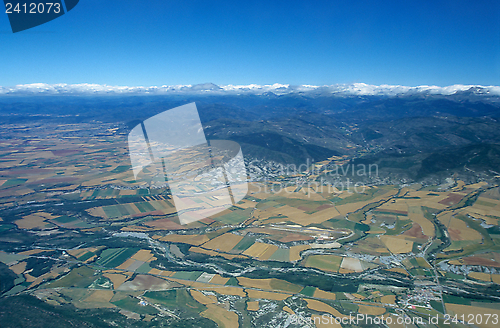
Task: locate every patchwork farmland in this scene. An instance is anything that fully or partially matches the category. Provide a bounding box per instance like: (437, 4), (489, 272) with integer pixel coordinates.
(0, 122), (499, 327)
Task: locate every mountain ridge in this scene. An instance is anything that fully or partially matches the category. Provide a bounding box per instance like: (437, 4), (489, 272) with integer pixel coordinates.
(1, 82), (499, 97)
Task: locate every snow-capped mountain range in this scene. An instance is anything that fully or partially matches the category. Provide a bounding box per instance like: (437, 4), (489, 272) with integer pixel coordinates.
(0, 82), (499, 97)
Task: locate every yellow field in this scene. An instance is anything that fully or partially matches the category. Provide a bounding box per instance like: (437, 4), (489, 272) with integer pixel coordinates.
(242, 242), (278, 260)
(468, 272), (491, 282)
(467, 182), (488, 189)
(260, 244), (279, 260)
(237, 277), (273, 290)
(358, 304), (386, 315)
(305, 299), (345, 318)
(202, 233), (243, 252)
(290, 245), (311, 262)
(387, 267), (409, 275)
(87, 207), (106, 218)
(446, 303), (500, 328)
(235, 199), (258, 209)
(208, 274), (230, 285)
(255, 205), (306, 225)
(31, 212), (58, 219)
(9, 261), (26, 274)
(15, 214), (51, 230)
(246, 290), (291, 301)
(282, 305), (295, 315)
(304, 207), (342, 225)
(469, 197), (500, 218)
(380, 235), (413, 254)
(452, 180), (466, 191)
(380, 295), (396, 304)
(18, 249), (48, 255)
(313, 289), (336, 300)
(190, 289), (217, 304)
(352, 293), (366, 300)
(247, 301), (259, 311)
(116, 258), (135, 270)
(376, 200), (409, 212)
(201, 303), (239, 328)
(492, 274), (500, 284)
(131, 249), (155, 262)
(103, 273), (130, 289)
(67, 247), (102, 259)
(254, 200), (340, 226)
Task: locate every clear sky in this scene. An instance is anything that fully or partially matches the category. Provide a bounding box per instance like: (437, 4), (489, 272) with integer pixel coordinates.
(0, 0), (499, 87)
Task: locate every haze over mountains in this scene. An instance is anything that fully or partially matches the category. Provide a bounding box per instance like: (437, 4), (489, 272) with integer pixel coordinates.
(1, 82), (500, 97)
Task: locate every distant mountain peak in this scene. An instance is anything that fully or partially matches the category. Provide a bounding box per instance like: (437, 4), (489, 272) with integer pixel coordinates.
(0, 82), (498, 97)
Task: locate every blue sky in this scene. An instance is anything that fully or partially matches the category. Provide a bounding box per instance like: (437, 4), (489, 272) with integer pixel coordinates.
(0, 0), (499, 87)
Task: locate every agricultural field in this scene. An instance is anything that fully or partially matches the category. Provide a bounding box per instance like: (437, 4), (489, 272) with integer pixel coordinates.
(0, 124), (499, 328)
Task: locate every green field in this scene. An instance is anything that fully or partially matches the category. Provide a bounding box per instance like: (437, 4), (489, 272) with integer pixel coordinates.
(304, 255), (343, 272)
(116, 204), (132, 216)
(255, 200), (281, 210)
(269, 279), (303, 293)
(232, 235), (257, 252)
(300, 286), (316, 297)
(52, 215), (77, 223)
(144, 289), (206, 314)
(225, 277), (239, 286)
(268, 248), (289, 262)
(47, 266), (96, 288)
(77, 252), (95, 262)
(443, 294), (472, 305)
(112, 296), (159, 315)
(215, 208), (253, 225)
(96, 248), (138, 268)
(2, 178), (28, 187)
(0, 224), (15, 232)
(430, 300), (445, 313)
(172, 271), (204, 281)
(144, 290), (177, 307)
(102, 206), (123, 218)
(111, 165), (131, 174)
(134, 202), (156, 213)
(135, 262), (153, 274)
(0, 252), (28, 264)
